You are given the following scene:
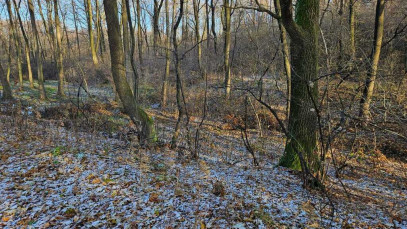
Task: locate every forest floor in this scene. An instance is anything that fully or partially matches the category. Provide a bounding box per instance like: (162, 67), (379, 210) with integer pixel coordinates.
(1, 81), (406, 228)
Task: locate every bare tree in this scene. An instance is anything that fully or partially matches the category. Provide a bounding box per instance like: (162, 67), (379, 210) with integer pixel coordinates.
(28, 0), (47, 99)
(193, 0), (203, 73)
(359, 0), (386, 124)
(6, 0), (23, 90)
(153, 0), (165, 55)
(171, 0), (185, 148)
(162, 0), (171, 107)
(223, 0), (231, 99)
(13, 0), (34, 88)
(104, 0), (157, 145)
(54, 0), (65, 97)
(85, 0), (99, 65)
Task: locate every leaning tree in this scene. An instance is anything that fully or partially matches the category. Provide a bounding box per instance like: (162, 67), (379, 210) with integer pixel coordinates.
(103, 0), (157, 145)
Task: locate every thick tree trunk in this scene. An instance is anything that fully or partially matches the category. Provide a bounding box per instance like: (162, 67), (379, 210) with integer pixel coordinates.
(104, 0), (157, 145)
(86, 0), (98, 65)
(54, 0), (65, 97)
(122, 0), (133, 93)
(0, 62), (13, 100)
(278, 0), (320, 172)
(359, 0), (385, 123)
(28, 0), (46, 99)
(223, 0), (231, 99)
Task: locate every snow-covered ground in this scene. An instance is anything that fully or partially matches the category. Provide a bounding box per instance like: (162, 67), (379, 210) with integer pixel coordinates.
(1, 110), (406, 228)
(1, 81), (406, 228)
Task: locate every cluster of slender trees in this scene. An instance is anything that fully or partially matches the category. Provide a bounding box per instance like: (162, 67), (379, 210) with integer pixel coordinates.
(1, 0), (405, 181)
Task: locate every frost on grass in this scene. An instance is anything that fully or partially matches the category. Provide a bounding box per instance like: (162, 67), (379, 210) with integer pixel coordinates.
(0, 111), (406, 228)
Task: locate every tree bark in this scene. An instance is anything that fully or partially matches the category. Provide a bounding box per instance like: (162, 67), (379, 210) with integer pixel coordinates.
(38, 0), (54, 58)
(162, 0), (171, 107)
(153, 0), (165, 55)
(6, 0), (23, 90)
(85, 0), (98, 65)
(205, 0), (210, 48)
(28, 0), (47, 99)
(0, 61), (13, 100)
(54, 0), (65, 97)
(122, 0), (133, 93)
(349, 0), (356, 66)
(210, 0), (217, 53)
(72, 0), (81, 56)
(278, 0), (320, 172)
(193, 0), (203, 74)
(125, 0), (140, 101)
(46, 0), (56, 58)
(223, 0), (231, 99)
(13, 0), (34, 88)
(104, 0), (157, 145)
(171, 0), (185, 149)
(274, 0), (291, 117)
(136, 0), (144, 78)
(182, 0), (189, 43)
(359, 0), (385, 123)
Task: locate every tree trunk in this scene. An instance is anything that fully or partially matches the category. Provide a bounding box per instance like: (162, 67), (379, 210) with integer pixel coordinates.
(349, 0), (356, 66)
(205, 0), (210, 48)
(136, 0), (144, 78)
(182, 0), (189, 43)
(46, 0), (56, 59)
(162, 0), (171, 107)
(278, 0), (320, 172)
(193, 0), (203, 74)
(28, 0), (46, 99)
(7, 35), (12, 83)
(211, 0), (217, 53)
(13, 0), (34, 88)
(72, 0), (81, 56)
(0, 61), (13, 100)
(359, 0), (385, 123)
(95, 0), (101, 55)
(153, 0), (164, 55)
(274, 0), (291, 117)
(54, 0), (65, 97)
(122, 0), (133, 93)
(171, 0), (185, 149)
(38, 0), (54, 57)
(338, 0), (344, 68)
(103, 0), (157, 145)
(6, 0), (23, 90)
(124, 0), (140, 101)
(85, 0), (98, 65)
(223, 0), (231, 99)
